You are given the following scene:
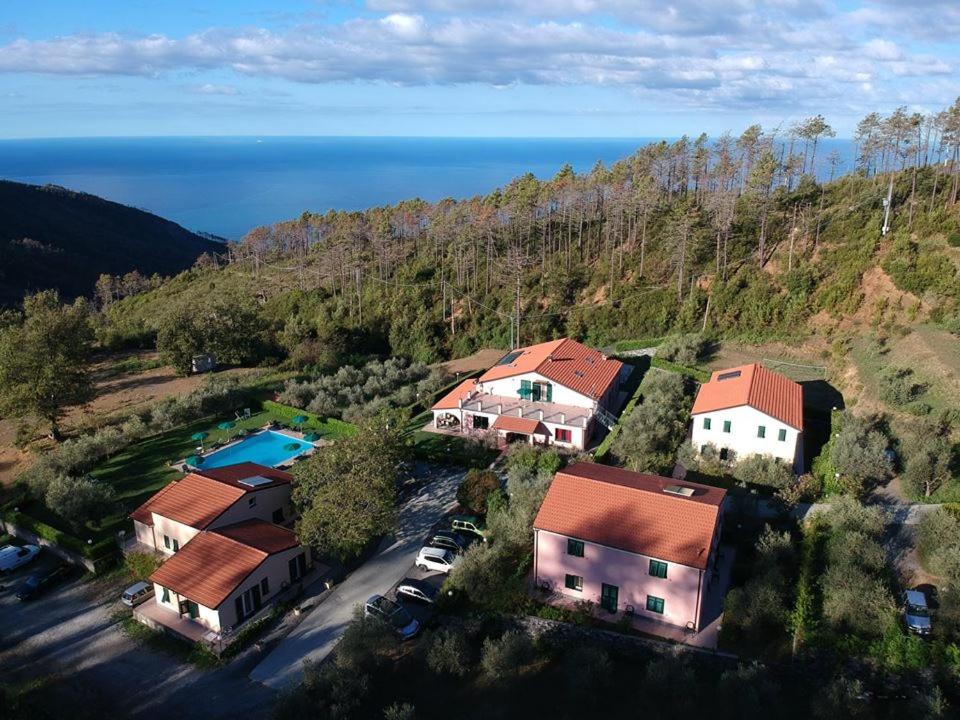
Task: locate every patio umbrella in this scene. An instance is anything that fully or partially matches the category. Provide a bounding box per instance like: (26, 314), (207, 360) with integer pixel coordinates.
(190, 431), (209, 451)
(283, 442), (303, 452)
(217, 421), (235, 431)
(292, 414), (308, 427)
(303, 432), (320, 442)
(185, 455), (202, 467)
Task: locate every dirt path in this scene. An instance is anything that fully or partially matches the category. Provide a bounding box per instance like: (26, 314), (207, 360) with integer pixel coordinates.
(434, 348), (505, 375)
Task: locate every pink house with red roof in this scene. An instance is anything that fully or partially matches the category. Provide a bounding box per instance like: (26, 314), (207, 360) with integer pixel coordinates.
(431, 338), (631, 450)
(690, 363), (804, 473)
(533, 463), (726, 631)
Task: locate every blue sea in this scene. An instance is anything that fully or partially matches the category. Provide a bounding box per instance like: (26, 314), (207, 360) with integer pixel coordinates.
(0, 136), (855, 240)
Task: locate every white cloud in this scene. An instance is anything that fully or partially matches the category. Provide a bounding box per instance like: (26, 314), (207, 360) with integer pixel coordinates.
(190, 82), (240, 95)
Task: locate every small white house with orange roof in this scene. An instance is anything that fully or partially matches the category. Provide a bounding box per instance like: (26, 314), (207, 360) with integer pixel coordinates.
(690, 363), (804, 473)
(431, 338), (630, 451)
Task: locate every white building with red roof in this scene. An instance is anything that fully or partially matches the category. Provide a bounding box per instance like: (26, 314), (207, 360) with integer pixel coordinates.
(533, 463), (726, 631)
(690, 363), (804, 473)
(431, 338), (631, 450)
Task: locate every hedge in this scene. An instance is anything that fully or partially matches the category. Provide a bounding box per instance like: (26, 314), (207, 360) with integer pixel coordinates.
(650, 357), (710, 383)
(1, 507), (117, 560)
(261, 400), (356, 437)
(593, 378), (646, 463)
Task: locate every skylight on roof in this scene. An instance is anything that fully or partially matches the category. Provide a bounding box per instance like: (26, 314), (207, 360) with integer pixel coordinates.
(717, 371), (742, 381)
(497, 351), (522, 366)
(663, 485), (695, 497)
(239, 476), (273, 488)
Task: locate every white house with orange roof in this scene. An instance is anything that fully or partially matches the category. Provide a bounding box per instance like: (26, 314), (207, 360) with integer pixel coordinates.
(690, 363), (804, 473)
(431, 338), (631, 451)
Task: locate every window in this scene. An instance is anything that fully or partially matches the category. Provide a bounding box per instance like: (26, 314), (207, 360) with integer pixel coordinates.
(565, 574), (583, 591)
(649, 560), (668, 579)
(272, 508), (285, 523)
(172, 538), (179, 552)
(646, 595), (665, 614)
(555, 428), (572, 443)
(723, 420), (731, 433)
(472, 415), (489, 430)
(161, 587), (170, 603)
(163, 535), (171, 550)
(567, 539), (585, 557)
(757, 425), (766, 439)
(248, 496), (257, 508)
(778, 428), (787, 442)
(288, 553), (307, 583)
(703, 418), (711, 430)
(260, 578), (270, 596)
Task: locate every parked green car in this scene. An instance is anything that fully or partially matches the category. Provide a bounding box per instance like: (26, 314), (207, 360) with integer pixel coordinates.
(451, 514), (487, 539)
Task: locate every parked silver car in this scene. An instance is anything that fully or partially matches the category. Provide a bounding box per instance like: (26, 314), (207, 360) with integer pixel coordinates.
(365, 594), (420, 639)
(121, 581), (155, 607)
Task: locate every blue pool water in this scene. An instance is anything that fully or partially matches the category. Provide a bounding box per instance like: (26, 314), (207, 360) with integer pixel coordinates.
(197, 431), (313, 469)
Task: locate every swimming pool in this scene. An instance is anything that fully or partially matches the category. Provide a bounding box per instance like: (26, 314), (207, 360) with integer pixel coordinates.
(195, 431), (314, 469)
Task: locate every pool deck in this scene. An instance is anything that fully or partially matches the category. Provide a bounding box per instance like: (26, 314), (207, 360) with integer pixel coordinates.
(171, 424), (322, 472)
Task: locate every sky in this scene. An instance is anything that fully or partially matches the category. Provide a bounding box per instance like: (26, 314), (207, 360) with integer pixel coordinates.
(0, 0), (957, 138)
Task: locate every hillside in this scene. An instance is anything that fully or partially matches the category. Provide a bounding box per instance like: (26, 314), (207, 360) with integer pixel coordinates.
(0, 180), (223, 306)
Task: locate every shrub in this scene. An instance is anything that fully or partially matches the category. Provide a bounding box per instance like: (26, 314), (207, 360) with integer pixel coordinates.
(479, 630), (533, 680)
(124, 551), (160, 580)
(426, 626), (472, 677)
(830, 413), (891, 494)
(456, 469), (501, 516)
(776, 473), (822, 505)
(611, 370), (692, 473)
(878, 367), (926, 406)
(561, 644), (613, 695)
(657, 333), (710, 366)
(334, 607), (398, 672)
(383, 702), (416, 720)
(44, 475), (115, 531)
(732, 455), (793, 490)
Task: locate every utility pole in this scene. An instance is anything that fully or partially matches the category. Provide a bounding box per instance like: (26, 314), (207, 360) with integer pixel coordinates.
(881, 172), (895, 236)
(515, 273), (521, 349)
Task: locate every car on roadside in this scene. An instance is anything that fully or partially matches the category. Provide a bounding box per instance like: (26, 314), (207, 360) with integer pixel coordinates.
(451, 515), (486, 540)
(428, 530), (476, 555)
(121, 581), (156, 607)
(903, 589), (932, 636)
(0, 544), (41, 573)
(365, 594), (421, 639)
(15, 564), (71, 601)
(396, 577), (440, 605)
(415, 546), (459, 574)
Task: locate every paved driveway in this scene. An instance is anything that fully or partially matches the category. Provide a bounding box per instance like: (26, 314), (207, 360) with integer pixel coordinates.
(250, 462), (465, 689)
(0, 552), (275, 719)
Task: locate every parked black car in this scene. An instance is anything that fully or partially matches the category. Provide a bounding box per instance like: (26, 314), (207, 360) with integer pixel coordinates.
(16, 564), (70, 601)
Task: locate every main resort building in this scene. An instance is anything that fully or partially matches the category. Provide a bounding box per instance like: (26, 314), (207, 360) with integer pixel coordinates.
(430, 338), (631, 451)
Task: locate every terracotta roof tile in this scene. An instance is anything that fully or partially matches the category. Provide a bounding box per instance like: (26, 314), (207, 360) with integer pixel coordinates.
(213, 519), (299, 554)
(491, 415), (546, 434)
(432, 379), (479, 411)
(135, 473), (246, 530)
(478, 338), (623, 400)
(195, 462), (293, 490)
(150, 530), (268, 608)
(533, 463), (725, 570)
(691, 363), (804, 430)
(130, 481), (179, 527)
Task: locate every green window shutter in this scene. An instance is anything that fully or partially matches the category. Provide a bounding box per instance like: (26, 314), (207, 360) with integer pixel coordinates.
(703, 418), (711, 430)
(646, 595), (665, 614)
(567, 539), (584, 557)
(778, 428), (787, 442)
(163, 535), (170, 549)
(161, 587), (170, 603)
(519, 379), (532, 398)
(546, 383), (553, 402)
(757, 425), (766, 438)
(723, 420), (731, 433)
(565, 574), (582, 591)
(649, 560), (668, 579)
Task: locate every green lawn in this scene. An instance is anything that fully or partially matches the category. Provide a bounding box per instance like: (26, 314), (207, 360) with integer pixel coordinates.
(404, 409), (498, 468)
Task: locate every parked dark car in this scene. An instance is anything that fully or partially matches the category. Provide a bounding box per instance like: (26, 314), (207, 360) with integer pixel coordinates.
(396, 577), (441, 605)
(16, 564), (70, 601)
(428, 530), (476, 555)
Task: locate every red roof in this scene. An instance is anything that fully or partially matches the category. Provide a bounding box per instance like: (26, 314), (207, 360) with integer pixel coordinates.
(691, 363), (804, 430)
(150, 528), (274, 608)
(432, 379), (479, 411)
(213, 519), (300, 554)
(478, 338), (623, 400)
(533, 463), (725, 570)
(491, 415), (546, 435)
(194, 462), (293, 490)
(130, 473), (245, 530)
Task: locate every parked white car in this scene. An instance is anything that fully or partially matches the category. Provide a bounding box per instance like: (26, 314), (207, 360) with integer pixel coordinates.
(121, 581), (155, 607)
(415, 546), (458, 574)
(0, 544), (40, 573)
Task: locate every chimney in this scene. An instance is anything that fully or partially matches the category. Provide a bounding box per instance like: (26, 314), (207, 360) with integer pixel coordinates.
(517, 407), (523, 417)
(458, 398), (463, 409)
(538, 409), (543, 420)
(496, 403), (502, 414)
(560, 412), (565, 424)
